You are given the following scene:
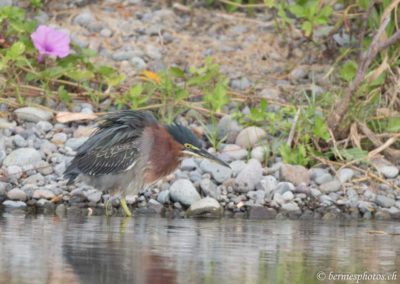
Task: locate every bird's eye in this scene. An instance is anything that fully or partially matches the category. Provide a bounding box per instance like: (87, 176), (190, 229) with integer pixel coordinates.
(184, 143), (192, 149)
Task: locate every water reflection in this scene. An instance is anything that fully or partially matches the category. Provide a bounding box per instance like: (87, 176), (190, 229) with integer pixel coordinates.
(0, 214), (399, 284)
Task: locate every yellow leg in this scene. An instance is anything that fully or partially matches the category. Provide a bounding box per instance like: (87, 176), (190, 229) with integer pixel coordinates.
(120, 197), (132, 217)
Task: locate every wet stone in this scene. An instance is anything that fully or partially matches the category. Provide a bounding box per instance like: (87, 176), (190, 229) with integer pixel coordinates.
(248, 206), (277, 219)
(2, 200), (27, 210)
(375, 195), (395, 208)
(187, 197), (222, 217)
(169, 179), (201, 207)
(7, 188), (27, 201)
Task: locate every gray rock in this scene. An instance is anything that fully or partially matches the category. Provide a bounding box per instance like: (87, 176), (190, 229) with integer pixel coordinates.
(260, 88), (281, 101)
(180, 158), (198, 171)
(15, 107), (52, 122)
(35, 160), (53, 175)
(36, 121), (53, 132)
(3, 148), (42, 167)
(259, 176), (278, 194)
(73, 10), (93, 27)
(378, 166), (399, 179)
(337, 168), (354, 183)
(216, 115), (242, 143)
(235, 159), (263, 193)
(375, 195), (395, 208)
(289, 66), (307, 81)
(24, 173), (44, 185)
(251, 146), (266, 162)
(310, 188), (321, 197)
(248, 206), (277, 219)
(34, 10), (49, 24)
(13, 135), (28, 147)
(130, 57), (147, 70)
(169, 179), (201, 206)
(148, 199), (163, 214)
(315, 173), (333, 185)
(221, 144), (247, 161)
(230, 77), (250, 90)
(7, 188), (27, 201)
(3, 200), (26, 209)
(0, 118), (15, 129)
(157, 190), (170, 204)
(65, 137), (88, 150)
(282, 191), (294, 202)
(145, 44), (162, 60)
(52, 133), (68, 144)
(200, 179), (220, 199)
(5, 165), (22, 180)
(281, 202), (301, 213)
(32, 189), (55, 199)
(280, 164), (310, 185)
(274, 182), (295, 194)
(112, 51), (136, 61)
(100, 28), (113, 37)
(235, 127), (266, 148)
(247, 190), (265, 205)
(200, 159), (232, 183)
(187, 197), (221, 217)
(83, 189), (101, 203)
(319, 179), (341, 193)
(229, 160), (246, 177)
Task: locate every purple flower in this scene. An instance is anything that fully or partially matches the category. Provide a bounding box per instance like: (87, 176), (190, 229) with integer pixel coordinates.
(31, 25), (71, 61)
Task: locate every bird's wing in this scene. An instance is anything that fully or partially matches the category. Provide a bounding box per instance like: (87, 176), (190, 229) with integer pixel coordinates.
(70, 142), (141, 176)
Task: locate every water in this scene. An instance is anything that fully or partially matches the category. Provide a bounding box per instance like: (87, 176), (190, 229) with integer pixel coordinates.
(0, 214), (399, 284)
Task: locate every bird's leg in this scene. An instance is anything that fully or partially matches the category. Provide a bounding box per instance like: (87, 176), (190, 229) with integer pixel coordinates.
(120, 196), (132, 217)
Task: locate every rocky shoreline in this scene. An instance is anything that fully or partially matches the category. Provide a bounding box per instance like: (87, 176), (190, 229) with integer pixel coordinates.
(0, 1), (399, 220)
(0, 106), (399, 220)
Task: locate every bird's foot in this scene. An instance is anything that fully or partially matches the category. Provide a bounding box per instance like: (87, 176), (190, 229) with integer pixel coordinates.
(120, 197), (132, 217)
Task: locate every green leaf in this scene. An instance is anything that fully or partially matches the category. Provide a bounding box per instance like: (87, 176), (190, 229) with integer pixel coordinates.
(169, 66), (185, 78)
(65, 70), (95, 81)
(313, 116), (330, 141)
(386, 117), (400, 132)
(58, 85), (71, 103)
(319, 5), (333, 19)
(105, 73), (126, 87)
(288, 4), (305, 18)
(6, 41), (25, 59)
(339, 60), (358, 82)
(301, 21), (313, 37)
(339, 147), (368, 161)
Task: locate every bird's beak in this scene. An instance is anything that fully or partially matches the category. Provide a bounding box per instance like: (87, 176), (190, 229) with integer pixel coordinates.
(184, 148), (230, 168)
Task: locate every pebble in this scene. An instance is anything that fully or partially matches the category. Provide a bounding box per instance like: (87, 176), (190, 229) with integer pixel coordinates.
(200, 178), (220, 199)
(73, 10), (93, 27)
(180, 158), (198, 171)
(7, 188), (27, 201)
(187, 197), (221, 217)
(378, 166), (399, 179)
(200, 159), (232, 183)
(2, 200), (27, 209)
(5, 165), (23, 180)
(14, 107), (53, 122)
(221, 144), (247, 161)
(148, 199), (163, 214)
(0, 0), (12, 7)
(282, 191), (294, 202)
(337, 168), (354, 183)
(32, 189), (55, 200)
(251, 146), (266, 162)
(36, 121), (53, 133)
(248, 206), (277, 219)
(130, 57), (147, 70)
(145, 44), (162, 60)
(100, 28), (113, 37)
(230, 77), (250, 90)
(235, 127), (266, 148)
(375, 195), (395, 208)
(258, 175), (278, 193)
(13, 135), (28, 147)
(65, 137), (88, 150)
(169, 179), (201, 206)
(52, 133), (68, 145)
(35, 160), (53, 175)
(217, 115), (242, 143)
(280, 164), (310, 185)
(157, 190), (170, 204)
(319, 179), (341, 193)
(3, 148), (42, 167)
(281, 202), (301, 214)
(235, 159), (263, 193)
(24, 173), (45, 185)
(289, 65), (307, 81)
(274, 182), (295, 194)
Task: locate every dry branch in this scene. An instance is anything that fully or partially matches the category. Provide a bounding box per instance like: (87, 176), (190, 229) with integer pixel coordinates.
(327, 1), (400, 138)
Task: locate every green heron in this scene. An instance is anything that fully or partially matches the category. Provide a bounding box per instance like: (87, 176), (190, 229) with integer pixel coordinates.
(64, 110), (229, 217)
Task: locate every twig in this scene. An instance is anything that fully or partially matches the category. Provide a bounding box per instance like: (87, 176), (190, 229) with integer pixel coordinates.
(287, 108), (301, 146)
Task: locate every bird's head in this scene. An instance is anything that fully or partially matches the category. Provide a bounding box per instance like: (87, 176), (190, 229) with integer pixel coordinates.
(166, 124), (230, 168)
